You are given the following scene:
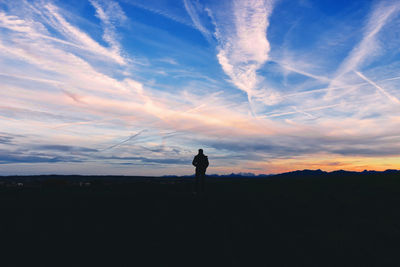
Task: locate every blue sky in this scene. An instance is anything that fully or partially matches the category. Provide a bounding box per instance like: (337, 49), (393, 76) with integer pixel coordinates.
(1, 0), (400, 175)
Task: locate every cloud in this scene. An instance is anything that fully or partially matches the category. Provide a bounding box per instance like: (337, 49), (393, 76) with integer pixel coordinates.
(98, 155), (188, 165)
(157, 58), (179, 65)
(331, 146), (400, 157)
(183, 0), (213, 42)
(326, 1), (400, 97)
(89, 0), (126, 57)
(44, 3), (127, 65)
(121, 0), (195, 28)
(209, 139), (320, 157)
(207, 124), (400, 159)
(0, 149), (83, 164)
(355, 71), (400, 104)
(36, 145), (98, 153)
(0, 135), (14, 145)
(99, 130), (146, 152)
(212, 0), (274, 105)
(261, 104), (341, 118)
(0, 105), (85, 122)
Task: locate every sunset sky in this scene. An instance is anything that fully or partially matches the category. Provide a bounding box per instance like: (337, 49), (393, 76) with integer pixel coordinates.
(1, 0), (400, 175)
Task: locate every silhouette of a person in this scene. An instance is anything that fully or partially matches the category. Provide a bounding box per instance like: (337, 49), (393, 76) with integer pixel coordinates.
(192, 149), (209, 194)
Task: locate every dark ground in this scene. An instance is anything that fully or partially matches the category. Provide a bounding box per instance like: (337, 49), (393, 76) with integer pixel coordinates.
(1, 171), (400, 266)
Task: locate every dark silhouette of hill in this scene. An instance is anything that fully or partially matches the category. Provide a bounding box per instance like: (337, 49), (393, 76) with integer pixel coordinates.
(1, 169), (400, 266)
(274, 168), (400, 177)
(1, 169), (398, 183)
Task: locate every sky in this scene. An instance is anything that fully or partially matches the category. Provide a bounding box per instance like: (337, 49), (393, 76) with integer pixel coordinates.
(0, 0), (400, 176)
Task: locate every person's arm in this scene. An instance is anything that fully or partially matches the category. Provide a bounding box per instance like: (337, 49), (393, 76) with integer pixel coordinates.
(205, 157), (209, 168)
(192, 156), (197, 167)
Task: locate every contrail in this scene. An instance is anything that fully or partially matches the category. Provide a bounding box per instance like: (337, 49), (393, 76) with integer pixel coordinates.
(99, 129), (147, 152)
(261, 104), (341, 118)
(278, 62), (332, 83)
(355, 71), (400, 104)
(384, 76), (400, 82)
(281, 75), (400, 99)
(0, 72), (62, 85)
(292, 106), (317, 119)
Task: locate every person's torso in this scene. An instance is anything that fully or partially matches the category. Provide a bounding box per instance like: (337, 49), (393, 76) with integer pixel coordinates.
(195, 155), (208, 168)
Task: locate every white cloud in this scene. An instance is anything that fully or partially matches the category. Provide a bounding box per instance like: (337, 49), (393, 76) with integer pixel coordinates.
(122, 0), (195, 29)
(211, 0), (274, 107)
(183, 0), (212, 42)
(355, 71), (400, 104)
(89, 0), (126, 58)
(326, 1), (400, 97)
(44, 3), (126, 65)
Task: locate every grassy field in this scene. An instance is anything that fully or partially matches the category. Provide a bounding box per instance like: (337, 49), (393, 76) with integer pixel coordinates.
(1, 172), (400, 266)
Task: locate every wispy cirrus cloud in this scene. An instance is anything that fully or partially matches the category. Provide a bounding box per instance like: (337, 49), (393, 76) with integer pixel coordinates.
(89, 0), (127, 59)
(183, 0), (213, 42)
(44, 2), (127, 65)
(121, 0), (195, 29)
(325, 1), (400, 98)
(211, 0), (275, 107)
(341, 1), (400, 74)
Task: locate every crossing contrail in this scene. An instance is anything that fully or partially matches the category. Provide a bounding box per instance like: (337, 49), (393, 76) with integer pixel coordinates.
(99, 129), (147, 152)
(355, 71), (400, 104)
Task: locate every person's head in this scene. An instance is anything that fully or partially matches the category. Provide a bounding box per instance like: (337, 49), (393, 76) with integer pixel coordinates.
(198, 149), (203, 155)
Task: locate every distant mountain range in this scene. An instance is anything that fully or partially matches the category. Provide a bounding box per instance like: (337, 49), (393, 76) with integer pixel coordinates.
(1, 169), (399, 180)
(170, 169), (400, 178)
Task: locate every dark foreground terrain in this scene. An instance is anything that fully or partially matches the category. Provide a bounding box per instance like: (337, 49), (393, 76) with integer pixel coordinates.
(1, 170), (400, 266)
